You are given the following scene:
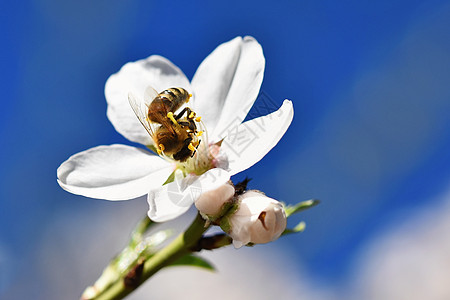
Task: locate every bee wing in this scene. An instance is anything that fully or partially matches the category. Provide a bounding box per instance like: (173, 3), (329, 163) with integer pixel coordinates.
(128, 92), (154, 137)
(143, 86), (159, 106)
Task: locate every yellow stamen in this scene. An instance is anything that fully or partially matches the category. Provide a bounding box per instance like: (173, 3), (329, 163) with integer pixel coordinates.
(167, 112), (178, 124)
(159, 144), (165, 151)
(157, 148), (162, 155)
(187, 93), (192, 103)
(195, 116), (201, 122)
(189, 112), (195, 119)
(197, 131), (203, 137)
(188, 143), (196, 152)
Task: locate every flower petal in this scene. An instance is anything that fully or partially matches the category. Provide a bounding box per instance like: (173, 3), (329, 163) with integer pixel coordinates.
(221, 100), (294, 175)
(191, 36), (265, 142)
(148, 168), (230, 222)
(105, 55), (191, 145)
(57, 144), (174, 200)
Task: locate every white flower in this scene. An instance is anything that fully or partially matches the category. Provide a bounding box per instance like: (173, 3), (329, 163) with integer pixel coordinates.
(57, 36), (293, 222)
(226, 191), (287, 248)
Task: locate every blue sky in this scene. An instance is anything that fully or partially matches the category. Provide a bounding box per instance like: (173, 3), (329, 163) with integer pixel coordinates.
(1, 0), (450, 298)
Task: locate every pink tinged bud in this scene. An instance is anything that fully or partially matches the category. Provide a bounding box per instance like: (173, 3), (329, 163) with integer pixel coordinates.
(228, 191), (287, 248)
(194, 183), (235, 217)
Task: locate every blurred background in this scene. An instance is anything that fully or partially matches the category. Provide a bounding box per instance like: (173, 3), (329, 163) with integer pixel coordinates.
(1, 0), (450, 299)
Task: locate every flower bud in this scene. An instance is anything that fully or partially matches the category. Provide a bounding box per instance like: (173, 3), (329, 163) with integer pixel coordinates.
(225, 191), (287, 248)
(194, 182), (235, 218)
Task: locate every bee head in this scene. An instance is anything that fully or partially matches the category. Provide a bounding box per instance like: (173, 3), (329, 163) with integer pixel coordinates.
(172, 143), (194, 162)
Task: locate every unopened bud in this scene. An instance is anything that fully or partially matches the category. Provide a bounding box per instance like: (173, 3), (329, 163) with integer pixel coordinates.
(225, 191), (287, 248)
(194, 182), (235, 218)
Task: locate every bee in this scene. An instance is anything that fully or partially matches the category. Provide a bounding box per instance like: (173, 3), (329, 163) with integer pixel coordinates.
(128, 87), (203, 162)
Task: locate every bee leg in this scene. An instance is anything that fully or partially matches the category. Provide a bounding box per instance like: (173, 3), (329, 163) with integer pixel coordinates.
(184, 137), (193, 145)
(178, 121), (190, 127)
(188, 119), (196, 131)
(188, 142), (196, 152)
(175, 107), (188, 120)
(190, 140), (201, 158)
(190, 148), (197, 157)
(188, 109), (196, 120)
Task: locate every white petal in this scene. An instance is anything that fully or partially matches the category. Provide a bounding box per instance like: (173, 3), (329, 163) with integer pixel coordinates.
(147, 170), (191, 222)
(148, 168), (230, 222)
(194, 183), (235, 216)
(105, 55), (191, 145)
(229, 215), (251, 248)
(191, 36), (265, 142)
(189, 168), (232, 196)
(235, 191), (276, 215)
(222, 100), (294, 175)
(57, 144), (174, 200)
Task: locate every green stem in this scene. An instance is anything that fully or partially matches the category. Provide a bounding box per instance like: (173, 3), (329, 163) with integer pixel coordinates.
(94, 213), (208, 300)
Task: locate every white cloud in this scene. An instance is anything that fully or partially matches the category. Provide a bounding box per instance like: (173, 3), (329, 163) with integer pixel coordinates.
(349, 184), (450, 300)
(131, 247), (320, 300)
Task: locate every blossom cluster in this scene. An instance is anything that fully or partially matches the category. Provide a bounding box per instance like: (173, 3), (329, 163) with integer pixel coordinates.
(57, 36), (293, 247)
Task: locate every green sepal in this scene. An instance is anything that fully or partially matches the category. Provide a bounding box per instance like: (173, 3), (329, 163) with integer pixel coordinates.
(284, 199), (320, 217)
(168, 254), (215, 271)
(214, 202), (239, 233)
(282, 221), (306, 236)
(163, 170), (176, 185)
(219, 216), (232, 234)
(205, 201), (239, 223)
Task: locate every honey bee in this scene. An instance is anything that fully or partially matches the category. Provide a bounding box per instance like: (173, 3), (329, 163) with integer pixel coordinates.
(128, 87), (203, 162)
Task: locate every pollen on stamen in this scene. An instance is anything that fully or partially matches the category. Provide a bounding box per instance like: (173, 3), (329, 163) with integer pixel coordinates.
(157, 144), (165, 155)
(195, 116), (201, 122)
(197, 131), (203, 137)
(188, 143), (196, 152)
